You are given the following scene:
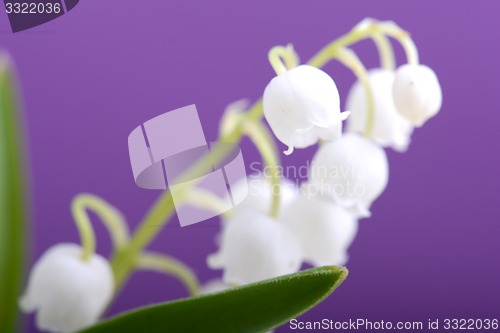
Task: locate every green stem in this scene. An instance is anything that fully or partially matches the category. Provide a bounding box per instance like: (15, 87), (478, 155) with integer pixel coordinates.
(72, 194), (129, 261)
(241, 118), (281, 218)
(308, 18), (419, 68)
(332, 48), (375, 138)
(268, 45), (300, 75)
(111, 192), (175, 288)
(111, 129), (243, 289)
(136, 252), (200, 296)
(185, 188), (233, 218)
(372, 33), (395, 71)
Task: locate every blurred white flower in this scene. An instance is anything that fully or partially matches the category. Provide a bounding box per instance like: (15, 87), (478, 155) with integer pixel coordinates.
(283, 194), (358, 267)
(207, 211), (302, 285)
(346, 69), (414, 152)
(229, 174), (298, 218)
(307, 133), (389, 217)
(392, 64), (442, 127)
(19, 243), (114, 333)
(263, 65), (349, 155)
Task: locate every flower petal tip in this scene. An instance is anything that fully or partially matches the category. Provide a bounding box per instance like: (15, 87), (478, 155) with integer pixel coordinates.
(283, 145), (294, 155)
(340, 111), (351, 121)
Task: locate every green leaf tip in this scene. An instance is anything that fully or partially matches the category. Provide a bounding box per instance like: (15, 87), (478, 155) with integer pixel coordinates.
(81, 266), (348, 333)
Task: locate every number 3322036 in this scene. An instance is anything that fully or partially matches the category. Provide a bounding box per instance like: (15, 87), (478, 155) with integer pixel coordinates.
(5, 2), (62, 14)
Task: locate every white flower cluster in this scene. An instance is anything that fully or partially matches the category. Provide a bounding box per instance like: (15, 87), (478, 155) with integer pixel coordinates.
(207, 175), (358, 287)
(16, 22), (443, 333)
(207, 60), (441, 288)
(347, 65), (442, 150)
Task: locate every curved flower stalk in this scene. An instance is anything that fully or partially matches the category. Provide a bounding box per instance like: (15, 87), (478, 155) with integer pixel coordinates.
(283, 194), (358, 267)
(71, 194), (130, 261)
(19, 244), (114, 333)
(308, 133), (389, 217)
(207, 210), (302, 285)
(371, 32), (395, 71)
(346, 69), (414, 151)
(220, 100), (285, 217)
(135, 252), (200, 296)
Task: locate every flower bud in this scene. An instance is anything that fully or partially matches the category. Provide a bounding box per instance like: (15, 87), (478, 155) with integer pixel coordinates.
(392, 64), (442, 127)
(207, 211), (302, 285)
(346, 69), (413, 152)
(308, 133), (388, 217)
(263, 65), (349, 155)
(19, 243), (114, 333)
(283, 195), (358, 266)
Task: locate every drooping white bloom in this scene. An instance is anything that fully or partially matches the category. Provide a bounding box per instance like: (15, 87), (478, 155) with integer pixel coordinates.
(19, 243), (114, 333)
(283, 195), (358, 267)
(229, 174), (298, 218)
(207, 211), (302, 285)
(346, 69), (414, 152)
(307, 133), (389, 217)
(263, 65), (350, 155)
(392, 64), (442, 127)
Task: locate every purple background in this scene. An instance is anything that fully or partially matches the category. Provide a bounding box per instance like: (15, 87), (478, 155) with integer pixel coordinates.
(1, 1), (499, 332)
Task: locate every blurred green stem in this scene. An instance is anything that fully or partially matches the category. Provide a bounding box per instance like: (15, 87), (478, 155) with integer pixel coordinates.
(331, 47), (375, 138)
(0, 53), (28, 333)
(372, 33), (395, 71)
(72, 194), (130, 261)
(241, 117), (282, 218)
(136, 252), (200, 296)
(268, 45), (300, 75)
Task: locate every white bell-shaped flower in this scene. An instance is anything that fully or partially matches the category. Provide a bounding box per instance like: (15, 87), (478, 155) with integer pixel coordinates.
(346, 69), (414, 152)
(392, 64), (442, 127)
(19, 243), (114, 333)
(307, 133), (389, 217)
(229, 174), (298, 218)
(283, 195), (358, 267)
(263, 65), (349, 155)
(207, 211), (302, 285)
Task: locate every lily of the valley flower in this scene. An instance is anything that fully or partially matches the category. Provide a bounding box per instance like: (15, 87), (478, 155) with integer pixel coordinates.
(283, 194), (358, 267)
(392, 64), (442, 127)
(346, 69), (414, 152)
(308, 133), (389, 217)
(263, 65), (350, 155)
(19, 243), (114, 333)
(207, 210), (302, 285)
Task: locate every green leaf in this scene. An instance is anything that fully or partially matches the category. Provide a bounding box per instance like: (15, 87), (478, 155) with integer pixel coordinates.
(0, 53), (28, 333)
(81, 266), (348, 333)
